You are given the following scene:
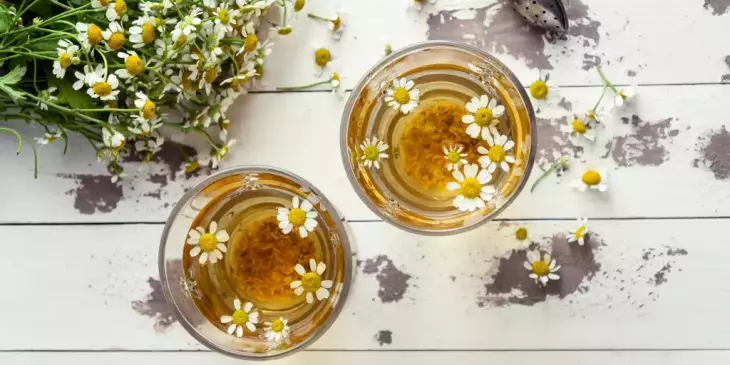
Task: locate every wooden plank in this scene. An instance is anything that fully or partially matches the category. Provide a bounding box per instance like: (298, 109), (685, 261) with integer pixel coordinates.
(257, 0), (730, 90)
(3, 351), (730, 365)
(3, 84), (730, 222)
(0, 219), (723, 350)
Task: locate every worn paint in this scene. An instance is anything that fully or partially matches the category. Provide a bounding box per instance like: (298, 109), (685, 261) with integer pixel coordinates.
(131, 277), (177, 331)
(627, 70), (637, 77)
(696, 126), (730, 180)
(640, 246), (688, 286)
(602, 116), (676, 167)
(61, 174), (124, 214)
(362, 255), (412, 303)
(123, 141), (198, 181)
(582, 53), (602, 70)
(704, 0), (730, 15)
(557, 97), (572, 111)
(375, 330), (393, 346)
(537, 116), (584, 164)
(722, 56), (730, 83)
(653, 264), (672, 286)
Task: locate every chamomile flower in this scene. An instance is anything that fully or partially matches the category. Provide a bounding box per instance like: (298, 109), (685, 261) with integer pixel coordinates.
(325, 11), (344, 40)
(360, 136), (389, 169)
(134, 136), (164, 154)
(134, 92), (157, 120)
(290, 258), (333, 304)
(106, 0), (128, 22)
(172, 6), (202, 41)
(211, 139), (236, 169)
(36, 87), (58, 110)
(187, 220), (229, 265)
(462, 95), (505, 139)
(524, 250), (560, 286)
(128, 117), (162, 136)
(102, 127), (125, 149)
(72, 64), (99, 90)
(313, 44), (332, 76)
(239, 22), (259, 53)
(568, 218), (590, 246)
(570, 117), (595, 142)
(87, 73), (120, 101)
(264, 318), (290, 344)
(384, 77), (420, 114)
(214, 3), (238, 33)
(515, 227), (528, 241)
(129, 16), (157, 48)
(477, 130), (516, 173)
(446, 163), (495, 212)
(53, 40), (79, 78)
(220, 299), (259, 337)
(584, 108), (603, 124)
(277, 196), (318, 238)
(199, 63), (221, 95)
(571, 168), (608, 192)
(330, 72), (344, 98)
(115, 51), (144, 79)
(443, 144), (468, 171)
(91, 0), (110, 9)
(613, 85), (637, 108)
(528, 76), (557, 109)
(411, 0), (435, 10)
(76, 22), (104, 50)
(102, 21), (126, 51)
(36, 130), (62, 145)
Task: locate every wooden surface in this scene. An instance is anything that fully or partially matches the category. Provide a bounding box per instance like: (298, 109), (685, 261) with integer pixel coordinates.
(3, 0), (730, 363)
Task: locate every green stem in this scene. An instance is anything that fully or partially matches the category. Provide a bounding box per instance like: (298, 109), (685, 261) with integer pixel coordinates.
(13, 0), (41, 24)
(0, 127), (23, 154)
(530, 156), (569, 193)
(76, 108), (138, 112)
(596, 67), (619, 94)
(590, 86), (607, 112)
(49, 0), (73, 10)
(307, 13), (329, 22)
(277, 80), (331, 91)
(22, 92), (110, 127)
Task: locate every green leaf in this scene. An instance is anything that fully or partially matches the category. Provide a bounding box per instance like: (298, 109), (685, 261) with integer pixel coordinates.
(55, 77), (97, 118)
(28, 39), (59, 53)
(0, 66), (27, 85)
(29, 0), (53, 17)
(0, 5), (13, 34)
(8, 56), (30, 71)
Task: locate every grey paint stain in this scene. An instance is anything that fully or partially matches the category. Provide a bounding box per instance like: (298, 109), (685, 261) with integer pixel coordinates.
(722, 56), (730, 83)
(602, 116), (676, 167)
(123, 141), (197, 181)
(667, 248), (688, 256)
(557, 97), (572, 111)
(131, 277), (177, 331)
(627, 70), (637, 77)
(375, 330), (393, 346)
(362, 255), (412, 303)
(697, 126), (730, 180)
(582, 53), (602, 70)
(537, 116), (584, 164)
(704, 0), (730, 15)
(60, 174), (124, 214)
(653, 264), (672, 286)
(482, 233), (601, 306)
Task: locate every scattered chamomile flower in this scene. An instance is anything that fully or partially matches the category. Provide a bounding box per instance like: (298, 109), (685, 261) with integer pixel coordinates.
(477, 129), (516, 173)
(385, 77), (420, 114)
(294, 0), (305, 11)
(91, 0), (110, 9)
(568, 218), (590, 246)
(515, 227), (528, 241)
(102, 127), (125, 149)
(106, 0), (128, 22)
(572, 167), (607, 192)
(134, 92), (157, 121)
(411, 0), (436, 10)
(330, 72), (344, 98)
(443, 144), (468, 171)
(307, 11), (344, 40)
(277, 196), (318, 238)
(313, 43), (332, 77)
(129, 15), (157, 48)
(275, 25), (293, 35)
(76, 22), (104, 50)
(264, 318), (291, 344)
(524, 250), (560, 286)
(584, 108), (603, 124)
(187, 220), (229, 265)
(360, 136), (389, 169)
(462, 95), (505, 140)
(220, 299), (259, 337)
(53, 40), (79, 78)
(570, 117), (595, 142)
(115, 51), (144, 79)
(613, 85), (637, 108)
(36, 130), (62, 145)
(528, 75), (557, 109)
(446, 163), (495, 212)
(291, 258), (333, 304)
(384, 43), (393, 55)
(36, 87), (58, 111)
(211, 139), (236, 169)
(102, 21), (126, 51)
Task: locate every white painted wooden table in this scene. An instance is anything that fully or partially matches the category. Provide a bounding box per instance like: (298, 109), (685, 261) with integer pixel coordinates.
(3, 0), (730, 363)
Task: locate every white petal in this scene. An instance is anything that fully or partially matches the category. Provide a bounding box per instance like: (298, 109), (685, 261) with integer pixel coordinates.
(198, 252), (208, 265)
(526, 251), (538, 263)
(446, 181), (461, 191)
(492, 105), (505, 117)
(290, 280), (302, 288)
(295, 264), (306, 276)
(548, 273), (560, 280)
(215, 230), (229, 242)
(483, 131), (494, 146)
(209, 221), (218, 233)
(227, 324), (237, 335)
(306, 292), (314, 303)
(299, 226), (308, 238)
(316, 287), (330, 300)
(466, 101), (478, 113)
(234, 299), (241, 310)
(188, 229), (201, 239)
(488, 163), (497, 173)
(292, 196), (300, 208)
(452, 169), (465, 182)
(598, 184), (608, 192)
(505, 155), (516, 163)
(236, 326), (243, 337)
(301, 199), (313, 211)
(487, 98), (497, 109)
(321, 280), (333, 289)
(317, 262), (327, 275)
(540, 276), (549, 285)
(189, 246), (201, 257)
(464, 164), (478, 178)
(453, 195), (465, 209)
(208, 252), (218, 264)
(462, 115), (475, 124)
(246, 322), (256, 332)
(479, 95), (489, 106)
(282, 223), (293, 234)
(503, 140), (515, 151)
(304, 218), (318, 230)
(501, 162), (511, 172)
(466, 123), (480, 138)
(309, 258), (317, 272)
(221, 315), (233, 323)
(524, 261), (533, 270)
(294, 286), (305, 296)
(477, 169), (491, 184)
(243, 301), (253, 312)
(529, 273), (538, 279)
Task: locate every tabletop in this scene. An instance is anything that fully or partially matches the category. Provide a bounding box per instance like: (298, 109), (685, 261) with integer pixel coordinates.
(3, 0), (730, 364)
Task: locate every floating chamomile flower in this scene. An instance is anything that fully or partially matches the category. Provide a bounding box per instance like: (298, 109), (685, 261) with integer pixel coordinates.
(264, 318), (291, 345)
(187, 221), (229, 265)
(106, 0), (128, 22)
(446, 163), (495, 212)
(477, 130), (516, 173)
(515, 227), (528, 241)
(115, 51), (144, 79)
(524, 250), (560, 286)
(360, 136), (389, 169)
(568, 218), (590, 246)
(384, 77), (420, 114)
(102, 21), (126, 51)
(290, 258), (333, 304)
(313, 44), (332, 76)
(462, 95), (504, 140)
(572, 168), (607, 192)
(613, 85), (637, 108)
(220, 299), (259, 337)
(129, 15), (157, 48)
(36, 130), (62, 145)
(277, 196), (318, 238)
(443, 144), (468, 171)
(76, 23), (104, 50)
(411, 0), (436, 10)
(570, 117), (595, 142)
(53, 40), (79, 78)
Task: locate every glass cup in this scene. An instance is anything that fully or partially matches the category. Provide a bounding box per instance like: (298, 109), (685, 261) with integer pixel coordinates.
(159, 166), (353, 360)
(340, 41), (537, 235)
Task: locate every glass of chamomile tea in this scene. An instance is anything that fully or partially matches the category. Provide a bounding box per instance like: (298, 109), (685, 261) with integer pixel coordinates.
(341, 41), (537, 235)
(159, 167), (353, 359)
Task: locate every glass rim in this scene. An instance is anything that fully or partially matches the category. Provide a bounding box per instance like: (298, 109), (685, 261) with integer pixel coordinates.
(158, 165), (354, 360)
(339, 40), (538, 236)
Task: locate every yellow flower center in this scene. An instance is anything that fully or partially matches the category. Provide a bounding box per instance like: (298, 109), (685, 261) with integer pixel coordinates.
(532, 261), (550, 276)
(108, 100), (118, 109)
(114, 0), (127, 15)
(244, 33), (258, 52)
(204, 67), (218, 83)
(230, 77), (243, 91)
(142, 100), (155, 119)
(125, 55), (144, 75)
(474, 107), (493, 127)
(586, 110), (597, 120)
(141, 23), (155, 44)
(88, 24), (103, 45)
(488, 145), (506, 162)
(288, 208), (307, 226)
(572, 119), (587, 134)
(331, 72), (339, 82)
(581, 170), (601, 186)
(447, 150), (461, 163)
(515, 227), (527, 240)
(294, 0), (305, 11)
(92, 81), (112, 96)
(314, 47), (331, 67)
(231, 309), (249, 325)
(174, 34), (187, 48)
(271, 319), (285, 332)
(185, 161), (200, 173)
(276, 26), (292, 35)
(364, 145), (380, 161)
(460, 177), (481, 199)
(529, 80), (548, 99)
(199, 232), (217, 252)
(108, 32), (125, 50)
(330, 16), (341, 31)
(59, 52), (72, 68)
(155, 17), (164, 27)
(575, 225), (587, 239)
(392, 87), (410, 105)
(182, 71), (195, 90)
(301, 271), (322, 292)
(100, 0), (110, 6)
(218, 8), (230, 24)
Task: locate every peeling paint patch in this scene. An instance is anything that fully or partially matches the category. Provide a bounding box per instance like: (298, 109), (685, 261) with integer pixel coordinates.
(537, 117), (584, 164)
(602, 116), (676, 167)
(696, 126), (730, 180)
(704, 0), (730, 15)
(557, 97), (572, 111)
(362, 255), (412, 303)
(627, 70), (637, 77)
(123, 141), (198, 181)
(640, 246), (688, 286)
(375, 330), (393, 346)
(653, 264), (671, 286)
(582, 54), (602, 70)
(131, 278), (177, 331)
(60, 174), (123, 214)
(722, 56), (730, 83)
